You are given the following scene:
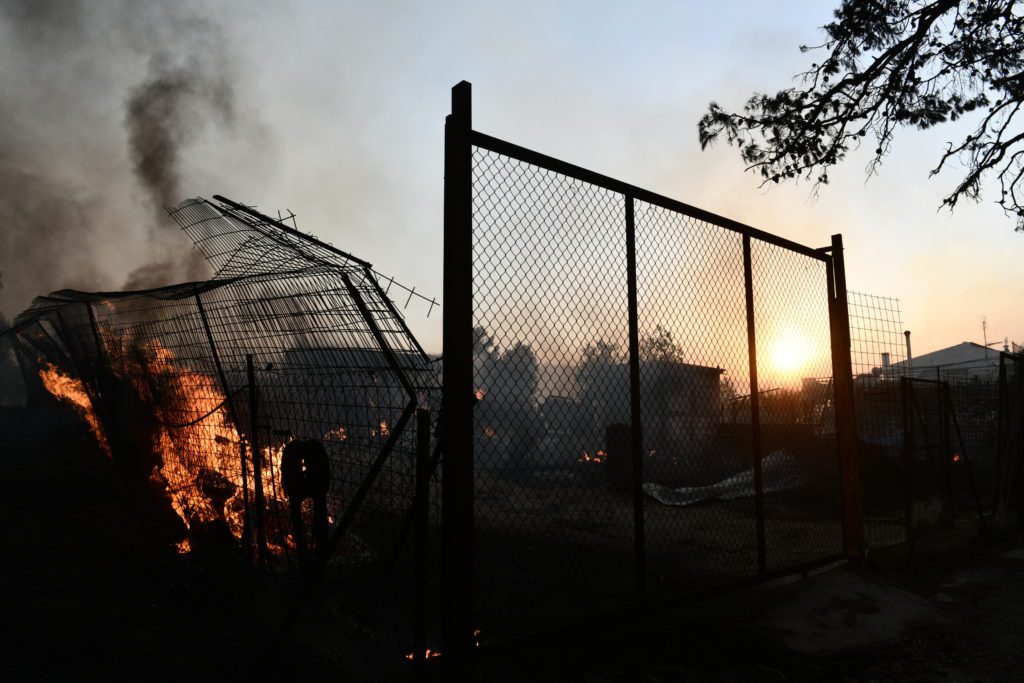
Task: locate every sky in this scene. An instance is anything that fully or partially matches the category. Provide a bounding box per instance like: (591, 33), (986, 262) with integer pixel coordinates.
(1, 0), (1021, 360)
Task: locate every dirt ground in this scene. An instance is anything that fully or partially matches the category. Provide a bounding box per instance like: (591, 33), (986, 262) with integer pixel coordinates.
(483, 534), (1024, 682)
(3, 406), (1023, 681)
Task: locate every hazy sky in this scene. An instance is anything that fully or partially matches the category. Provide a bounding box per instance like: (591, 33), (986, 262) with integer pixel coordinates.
(2, 0), (1021, 357)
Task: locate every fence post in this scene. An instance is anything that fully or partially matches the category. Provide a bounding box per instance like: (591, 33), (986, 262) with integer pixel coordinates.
(828, 234), (864, 559)
(413, 408), (431, 680)
(247, 354), (268, 567)
(624, 195), (647, 603)
(742, 235), (767, 575)
(85, 303), (107, 367)
(194, 287), (251, 559)
(442, 80), (475, 680)
(901, 377), (915, 555)
(995, 355), (1008, 514)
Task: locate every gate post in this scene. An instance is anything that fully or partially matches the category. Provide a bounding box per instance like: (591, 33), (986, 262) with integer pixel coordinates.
(828, 234), (864, 559)
(742, 235), (767, 575)
(624, 195), (647, 604)
(246, 354), (268, 567)
(442, 80), (475, 679)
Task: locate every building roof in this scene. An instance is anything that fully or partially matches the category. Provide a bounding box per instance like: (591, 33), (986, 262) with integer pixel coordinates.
(893, 341), (1000, 369)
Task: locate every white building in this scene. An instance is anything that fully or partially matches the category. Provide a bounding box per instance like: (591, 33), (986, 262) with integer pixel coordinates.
(892, 341), (1006, 382)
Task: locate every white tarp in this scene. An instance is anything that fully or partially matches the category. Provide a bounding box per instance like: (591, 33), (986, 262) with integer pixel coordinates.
(642, 450), (810, 507)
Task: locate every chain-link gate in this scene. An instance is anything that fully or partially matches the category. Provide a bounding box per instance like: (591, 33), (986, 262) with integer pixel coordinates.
(440, 81), (861, 674)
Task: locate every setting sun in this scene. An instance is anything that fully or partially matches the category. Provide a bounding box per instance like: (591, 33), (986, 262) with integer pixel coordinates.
(769, 331), (812, 377)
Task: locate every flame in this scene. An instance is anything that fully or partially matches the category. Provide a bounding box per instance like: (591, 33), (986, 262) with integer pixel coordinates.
(578, 449), (606, 463)
(109, 339), (290, 554)
(952, 453), (962, 463)
(324, 426), (347, 441)
(404, 629), (481, 662)
(38, 363), (110, 456)
(39, 335), (303, 559)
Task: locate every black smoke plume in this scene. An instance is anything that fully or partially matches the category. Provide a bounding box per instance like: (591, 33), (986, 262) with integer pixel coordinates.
(0, 1), (260, 314)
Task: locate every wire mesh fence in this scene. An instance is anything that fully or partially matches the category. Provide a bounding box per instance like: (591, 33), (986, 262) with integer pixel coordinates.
(451, 81), (853, 655)
(846, 291), (909, 548)
(845, 291), (1021, 552)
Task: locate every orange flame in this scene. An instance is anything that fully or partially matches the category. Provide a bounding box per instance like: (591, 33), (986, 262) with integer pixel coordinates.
(578, 449), (606, 463)
(39, 338), (297, 558)
(38, 363), (110, 456)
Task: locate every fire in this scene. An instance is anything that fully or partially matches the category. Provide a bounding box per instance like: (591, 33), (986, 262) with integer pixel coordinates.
(324, 426), (347, 441)
(952, 453), (962, 463)
(371, 420), (390, 437)
(38, 363), (110, 456)
(52, 336), (288, 555)
(579, 449), (606, 463)
(404, 629), (481, 662)
(145, 358), (249, 537)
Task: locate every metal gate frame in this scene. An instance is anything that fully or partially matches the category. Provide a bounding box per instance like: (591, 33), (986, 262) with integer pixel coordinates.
(441, 80), (861, 677)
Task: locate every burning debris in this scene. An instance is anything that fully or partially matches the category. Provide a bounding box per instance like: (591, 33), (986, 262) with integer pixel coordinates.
(5, 196), (439, 574)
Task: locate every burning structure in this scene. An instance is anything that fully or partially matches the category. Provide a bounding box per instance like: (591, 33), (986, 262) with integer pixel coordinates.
(3, 196), (439, 577)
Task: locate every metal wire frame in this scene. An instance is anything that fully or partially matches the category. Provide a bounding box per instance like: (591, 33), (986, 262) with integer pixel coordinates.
(8, 201), (442, 679)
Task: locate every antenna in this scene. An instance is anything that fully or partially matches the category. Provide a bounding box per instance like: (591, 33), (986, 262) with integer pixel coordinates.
(983, 315), (989, 360)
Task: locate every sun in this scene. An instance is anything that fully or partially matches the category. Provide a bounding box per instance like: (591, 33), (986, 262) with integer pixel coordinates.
(769, 331), (811, 376)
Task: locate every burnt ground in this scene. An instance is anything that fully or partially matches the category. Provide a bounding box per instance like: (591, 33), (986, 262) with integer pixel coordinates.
(3, 404), (1024, 682)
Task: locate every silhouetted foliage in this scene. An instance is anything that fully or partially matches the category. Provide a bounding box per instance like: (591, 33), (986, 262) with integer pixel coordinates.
(473, 326), (542, 468)
(699, 0), (1024, 230)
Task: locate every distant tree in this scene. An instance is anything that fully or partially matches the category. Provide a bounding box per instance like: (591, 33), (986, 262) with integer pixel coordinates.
(575, 327), (688, 430)
(639, 324), (685, 363)
(699, 0), (1024, 231)
(472, 326), (541, 468)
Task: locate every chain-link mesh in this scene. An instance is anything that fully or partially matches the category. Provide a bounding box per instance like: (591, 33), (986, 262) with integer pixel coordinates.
(634, 203), (758, 593)
(750, 239), (842, 570)
(469, 142), (844, 643)
(471, 148), (636, 634)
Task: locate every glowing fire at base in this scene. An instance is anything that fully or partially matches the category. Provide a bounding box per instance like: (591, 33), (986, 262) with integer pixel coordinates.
(37, 344), (292, 557)
(404, 629), (481, 662)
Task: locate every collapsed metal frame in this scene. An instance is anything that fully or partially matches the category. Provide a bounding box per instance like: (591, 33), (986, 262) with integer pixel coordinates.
(441, 81), (862, 676)
(6, 196), (442, 678)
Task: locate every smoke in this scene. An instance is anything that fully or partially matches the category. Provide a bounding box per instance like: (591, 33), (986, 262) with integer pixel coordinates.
(0, 1), (265, 314)
(122, 22), (239, 289)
